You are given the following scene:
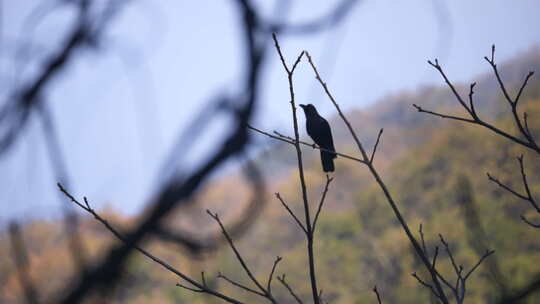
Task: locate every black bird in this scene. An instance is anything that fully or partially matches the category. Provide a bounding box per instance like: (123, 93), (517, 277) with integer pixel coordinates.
(299, 104), (337, 172)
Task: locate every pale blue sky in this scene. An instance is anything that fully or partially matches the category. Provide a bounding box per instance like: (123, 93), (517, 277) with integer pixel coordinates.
(1, 0), (539, 222)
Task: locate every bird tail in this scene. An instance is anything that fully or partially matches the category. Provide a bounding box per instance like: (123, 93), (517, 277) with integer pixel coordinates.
(321, 150), (335, 172)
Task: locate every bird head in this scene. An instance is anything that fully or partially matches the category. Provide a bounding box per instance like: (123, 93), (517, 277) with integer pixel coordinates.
(299, 104), (317, 115)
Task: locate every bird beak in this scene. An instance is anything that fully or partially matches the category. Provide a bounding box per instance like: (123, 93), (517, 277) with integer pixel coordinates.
(299, 104), (306, 109)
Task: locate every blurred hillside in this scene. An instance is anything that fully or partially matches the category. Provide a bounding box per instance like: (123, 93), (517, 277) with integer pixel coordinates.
(1, 49), (540, 303)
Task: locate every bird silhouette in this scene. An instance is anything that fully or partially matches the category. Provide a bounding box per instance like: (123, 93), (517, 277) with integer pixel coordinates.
(299, 104), (337, 172)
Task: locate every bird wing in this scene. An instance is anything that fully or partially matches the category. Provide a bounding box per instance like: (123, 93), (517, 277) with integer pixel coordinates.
(307, 116), (335, 151)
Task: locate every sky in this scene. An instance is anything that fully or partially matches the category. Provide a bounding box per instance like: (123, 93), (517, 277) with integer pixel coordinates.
(1, 0), (539, 223)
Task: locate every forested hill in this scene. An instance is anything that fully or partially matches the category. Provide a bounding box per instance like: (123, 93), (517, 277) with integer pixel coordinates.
(1, 49), (540, 303)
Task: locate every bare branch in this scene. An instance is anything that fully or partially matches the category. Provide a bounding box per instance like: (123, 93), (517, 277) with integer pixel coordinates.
(207, 210), (267, 295)
(370, 128), (384, 164)
(515, 71), (535, 104)
(416, 227), (457, 299)
(484, 45), (514, 105)
(427, 59), (473, 115)
(432, 246), (440, 270)
(248, 124), (365, 163)
(267, 256), (282, 294)
(419, 223), (428, 256)
(313, 175), (334, 230)
(176, 283), (204, 293)
(217, 272), (266, 297)
(272, 33), (305, 75)
(521, 215), (540, 229)
(487, 172), (529, 201)
(464, 250), (495, 280)
(517, 155), (539, 212)
(412, 272), (440, 299)
(291, 51), (305, 73)
(421, 47), (539, 153)
(413, 104), (475, 123)
(276, 193), (308, 234)
(201, 272), (207, 287)
(432, 233), (494, 303)
(468, 82), (478, 118)
(318, 290), (326, 304)
(58, 184), (246, 304)
(306, 52), (367, 155)
(273, 129), (365, 163)
(439, 234), (461, 278)
(277, 274), (304, 304)
(524, 112), (532, 137)
(373, 285), (383, 304)
(487, 155), (539, 212)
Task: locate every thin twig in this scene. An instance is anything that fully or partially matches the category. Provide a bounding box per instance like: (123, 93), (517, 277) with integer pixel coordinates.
(412, 272), (440, 299)
(176, 283), (204, 293)
(369, 128), (384, 164)
(427, 59), (473, 115)
(249, 124), (365, 163)
(487, 155), (539, 212)
(207, 210), (267, 295)
(521, 215), (540, 228)
(484, 47), (513, 105)
(523, 112), (532, 137)
(373, 285), (383, 304)
(422, 47), (539, 153)
(515, 71), (535, 104)
(217, 272), (266, 297)
(439, 234), (461, 279)
(517, 155), (539, 212)
(318, 290), (325, 304)
(313, 175), (334, 230)
(276, 193), (308, 234)
(464, 250), (495, 280)
(267, 256), (282, 294)
(413, 104), (475, 123)
(434, 233), (494, 303)
(419, 224), (428, 256)
(201, 272), (207, 287)
(273, 129), (365, 163)
(277, 274), (304, 304)
(487, 172), (529, 201)
(432, 246), (439, 270)
(415, 228), (458, 300)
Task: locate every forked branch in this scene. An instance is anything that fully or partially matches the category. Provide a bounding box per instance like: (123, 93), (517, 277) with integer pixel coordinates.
(413, 230), (494, 303)
(487, 155), (540, 228)
(58, 183), (246, 304)
(272, 33), (320, 304)
(418, 45), (538, 153)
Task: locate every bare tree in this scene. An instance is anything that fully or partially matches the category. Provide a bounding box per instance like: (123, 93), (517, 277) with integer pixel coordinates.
(250, 36), (494, 303)
(414, 45), (540, 302)
(414, 45), (539, 229)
